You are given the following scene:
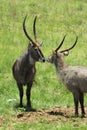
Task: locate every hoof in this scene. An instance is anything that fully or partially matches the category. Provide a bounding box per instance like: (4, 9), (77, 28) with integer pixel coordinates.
(81, 113), (85, 118)
(75, 113), (79, 117)
(19, 104), (23, 108)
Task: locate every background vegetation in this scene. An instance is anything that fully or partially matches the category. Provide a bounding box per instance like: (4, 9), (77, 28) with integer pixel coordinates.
(0, 0), (87, 129)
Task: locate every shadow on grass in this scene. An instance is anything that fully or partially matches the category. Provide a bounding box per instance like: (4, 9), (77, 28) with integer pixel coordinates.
(47, 111), (86, 118)
(47, 111), (69, 118)
(14, 104), (36, 112)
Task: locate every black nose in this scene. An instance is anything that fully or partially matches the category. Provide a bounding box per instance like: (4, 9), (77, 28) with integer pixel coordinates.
(42, 58), (45, 62)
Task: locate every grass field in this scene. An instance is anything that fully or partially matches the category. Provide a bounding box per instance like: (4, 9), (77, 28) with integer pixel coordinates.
(0, 0), (87, 129)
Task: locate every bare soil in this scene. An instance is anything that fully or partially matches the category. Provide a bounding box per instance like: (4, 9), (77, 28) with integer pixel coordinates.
(1, 106), (87, 128)
(16, 106), (87, 125)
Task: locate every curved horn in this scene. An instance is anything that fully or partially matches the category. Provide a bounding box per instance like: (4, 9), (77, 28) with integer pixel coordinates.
(33, 16), (37, 41)
(23, 15), (35, 44)
(60, 36), (78, 53)
(55, 35), (66, 52)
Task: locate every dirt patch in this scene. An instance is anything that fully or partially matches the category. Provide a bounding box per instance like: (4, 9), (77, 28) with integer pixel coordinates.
(0, 116), (4, 127)
(16, 106), (87, 125)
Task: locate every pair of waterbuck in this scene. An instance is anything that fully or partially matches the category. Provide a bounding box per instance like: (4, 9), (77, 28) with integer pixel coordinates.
(12, 15), (87, 117)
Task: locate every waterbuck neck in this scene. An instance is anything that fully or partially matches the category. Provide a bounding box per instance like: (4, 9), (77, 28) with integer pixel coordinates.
(29, 55), (35, 65)
(24, 48), (36, 65)
(54, 58), (68, 73)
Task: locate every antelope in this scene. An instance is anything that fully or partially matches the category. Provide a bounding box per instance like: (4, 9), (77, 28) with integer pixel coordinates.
(47, 35), (87, 117)
(12, 15), (45, 108)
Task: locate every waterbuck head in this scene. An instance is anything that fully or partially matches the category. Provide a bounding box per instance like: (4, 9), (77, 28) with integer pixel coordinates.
(47, 35), (78, 67)
(23, 15), (45, 63)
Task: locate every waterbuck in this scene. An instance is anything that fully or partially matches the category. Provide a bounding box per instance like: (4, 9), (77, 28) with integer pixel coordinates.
(47, 36), (87, 117)
(12, 15), (45, 108)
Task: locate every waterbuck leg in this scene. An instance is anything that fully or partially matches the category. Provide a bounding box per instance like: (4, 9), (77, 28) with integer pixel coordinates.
(79, 92), (85, 117)
(17, 83), (23, 107)
(26, 82), (33, 107)
(73, 92), (79, 116)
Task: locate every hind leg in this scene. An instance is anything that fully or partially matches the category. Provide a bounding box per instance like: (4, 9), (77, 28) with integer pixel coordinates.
(79, 92), (85, 117)
(17, 83), (23, 107)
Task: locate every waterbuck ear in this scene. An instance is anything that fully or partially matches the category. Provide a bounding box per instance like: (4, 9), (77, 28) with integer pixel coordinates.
(30, 41), (34, 46)
(40, 42), (43, 46)
(63, 51), (69, 56)
(52, 50), (57, 54)
(30, 41), (36, 47)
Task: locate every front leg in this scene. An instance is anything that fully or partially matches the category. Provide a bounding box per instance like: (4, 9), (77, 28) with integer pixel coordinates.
(26, 82), (33, 107)
(17, 83), (23, 107)
(73, 92), (79, 117)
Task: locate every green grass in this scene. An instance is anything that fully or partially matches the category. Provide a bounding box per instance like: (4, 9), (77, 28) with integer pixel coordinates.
(0, 0), (87, 129)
